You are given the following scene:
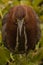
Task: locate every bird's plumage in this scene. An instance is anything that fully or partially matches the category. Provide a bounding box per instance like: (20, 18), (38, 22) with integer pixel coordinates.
(2, 5), (41, 54)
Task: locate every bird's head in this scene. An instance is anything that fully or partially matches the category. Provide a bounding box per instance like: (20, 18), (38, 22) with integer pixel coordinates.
(15, 6), (26, 36)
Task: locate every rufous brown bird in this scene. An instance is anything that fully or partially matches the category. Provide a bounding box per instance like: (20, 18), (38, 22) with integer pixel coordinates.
(2, 5), (41, 54)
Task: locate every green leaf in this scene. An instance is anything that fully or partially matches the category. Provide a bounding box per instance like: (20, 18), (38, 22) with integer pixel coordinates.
(32, 0), (43, 6)
(0, 46), (10, 65)
(20, 0), (31, 6)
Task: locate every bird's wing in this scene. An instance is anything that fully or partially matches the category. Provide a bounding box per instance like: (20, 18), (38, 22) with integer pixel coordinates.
(27, 6), (41, 43)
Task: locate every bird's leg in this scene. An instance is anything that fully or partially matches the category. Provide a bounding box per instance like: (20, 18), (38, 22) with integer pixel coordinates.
(6, 53), (14, 65)
(10, 52), (14, 62)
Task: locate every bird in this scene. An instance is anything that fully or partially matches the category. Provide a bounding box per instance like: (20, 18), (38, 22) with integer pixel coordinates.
(2, 5), (41, 54)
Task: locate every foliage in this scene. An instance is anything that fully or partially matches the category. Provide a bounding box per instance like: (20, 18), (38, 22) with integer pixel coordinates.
(0, 46), (10, 65)
(0, 0), (43, 65)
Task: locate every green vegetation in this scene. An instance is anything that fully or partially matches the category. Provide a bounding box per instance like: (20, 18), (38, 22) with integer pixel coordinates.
(0, 0), (43, 65)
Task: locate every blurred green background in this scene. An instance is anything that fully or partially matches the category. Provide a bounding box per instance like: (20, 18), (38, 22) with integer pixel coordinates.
(0, 0), (43, 65)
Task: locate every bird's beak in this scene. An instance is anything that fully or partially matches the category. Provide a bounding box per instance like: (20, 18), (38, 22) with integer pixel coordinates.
(17, 19), (24, 36)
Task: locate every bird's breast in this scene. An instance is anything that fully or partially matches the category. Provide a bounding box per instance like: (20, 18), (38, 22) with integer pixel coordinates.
(15, 25), (27, 53)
